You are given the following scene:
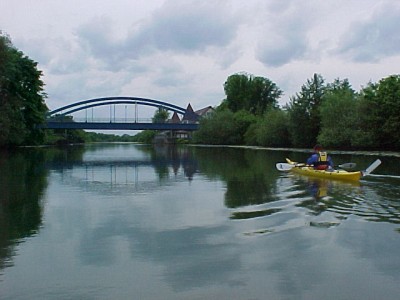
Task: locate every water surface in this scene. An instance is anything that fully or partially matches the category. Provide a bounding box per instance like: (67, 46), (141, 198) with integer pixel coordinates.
(1, 144), (400, 299)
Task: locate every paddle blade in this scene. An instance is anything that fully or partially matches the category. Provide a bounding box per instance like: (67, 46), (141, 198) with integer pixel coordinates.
(276, 163), (294, 171)
(363, 159), (382, 176)
(338, 162), (356, 170)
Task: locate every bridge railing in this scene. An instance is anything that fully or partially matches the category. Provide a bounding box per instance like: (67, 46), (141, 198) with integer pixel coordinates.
(49, 117), (154, 123)
(47, 115), (201, 124)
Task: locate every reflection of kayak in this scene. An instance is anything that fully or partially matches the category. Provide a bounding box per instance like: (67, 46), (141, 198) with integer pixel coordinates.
(285, 158), (362, 181)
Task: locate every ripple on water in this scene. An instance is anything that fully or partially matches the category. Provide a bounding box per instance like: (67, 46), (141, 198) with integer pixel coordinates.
(235, 173), (400, 237)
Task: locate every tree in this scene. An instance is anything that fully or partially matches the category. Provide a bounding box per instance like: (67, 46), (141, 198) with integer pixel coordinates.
(233, 110), (257, 144)
(223, 73), (283, 115)
(193, 109), (242, 145)
(318, 79), (357, 148)
(286, 73), (325, 147)
(357, 75), (400, 150)
(255, 109), (290, 147)
(152, 107), (169, 123)
(0, 32), (48, 147)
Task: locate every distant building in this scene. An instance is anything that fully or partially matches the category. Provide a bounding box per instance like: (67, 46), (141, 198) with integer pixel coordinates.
(169, 111), (181, 123)
(182, 103), (199, 123)
(157, 103), (215, 143)
(167, 104), (215, 124)
(195, 106), (214, 119)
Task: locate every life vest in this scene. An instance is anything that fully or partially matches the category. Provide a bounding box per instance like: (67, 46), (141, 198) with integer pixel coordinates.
(315, 152), (329, 170)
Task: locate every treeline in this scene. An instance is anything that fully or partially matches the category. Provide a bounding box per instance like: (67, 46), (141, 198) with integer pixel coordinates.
(0, 32), (48, 147)
(84, 132), (145, 143)
(193, 72), (400, 150)
(2, 31), (400, 150)
(0, 32), (148, 147)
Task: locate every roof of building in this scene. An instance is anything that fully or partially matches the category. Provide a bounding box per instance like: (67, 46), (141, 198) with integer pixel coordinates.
(182, 103), (198, 121)
(195, 106), (214, 116)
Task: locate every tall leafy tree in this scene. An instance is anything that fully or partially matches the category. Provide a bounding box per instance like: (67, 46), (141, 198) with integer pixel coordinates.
(0, 34), (24, 146)
(318, 78), (357, 148)
(358, 75), (400, 150)
(223, 73), (283, 115)
(0, 32), (47, 147)
(255, 109), (290, 147)
(152, 107), (170, 123)
(286, 73), (325, 147)
(193, 109), (242, 145)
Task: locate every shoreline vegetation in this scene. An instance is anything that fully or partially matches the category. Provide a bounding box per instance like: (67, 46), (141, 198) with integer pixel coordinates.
(14, 142), (400, 159)
(2, 31), (400, 151)
(188, 144), (400, 158)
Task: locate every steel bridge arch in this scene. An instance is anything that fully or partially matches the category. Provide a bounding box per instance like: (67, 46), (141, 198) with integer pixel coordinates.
(47, 96), (194, 119)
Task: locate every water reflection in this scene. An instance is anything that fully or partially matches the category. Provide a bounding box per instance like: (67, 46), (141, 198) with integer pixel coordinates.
(2, 145), (400, 299)
(0, 149), (48, 270)
(44, 144), (200, 196)
(195, 147), (283, 207)
(6, 144), (397, 231)
(296, 174), (400, 226)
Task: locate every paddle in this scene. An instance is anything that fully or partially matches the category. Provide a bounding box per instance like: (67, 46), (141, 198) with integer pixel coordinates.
(362, 159), (381, 176)
(276, 162), (356, 172)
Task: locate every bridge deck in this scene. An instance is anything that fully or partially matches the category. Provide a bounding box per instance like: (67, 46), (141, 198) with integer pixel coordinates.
(43, 121), (199, 131)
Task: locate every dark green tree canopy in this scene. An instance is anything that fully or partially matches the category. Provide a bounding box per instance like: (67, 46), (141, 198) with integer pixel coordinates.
(0, 32), (48, 147)
(317, 78), (357, 148)
(286, 73), (325, 147)
(223, 72), (283, 115)
(152, 107), (170, 123)
(358, 75), (400, 149)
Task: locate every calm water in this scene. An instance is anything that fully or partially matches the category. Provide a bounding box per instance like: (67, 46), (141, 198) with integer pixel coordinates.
(1, 144), (400, 300)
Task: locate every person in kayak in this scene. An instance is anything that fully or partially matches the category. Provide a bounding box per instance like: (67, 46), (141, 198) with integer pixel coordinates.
(306, 145), (333, 170)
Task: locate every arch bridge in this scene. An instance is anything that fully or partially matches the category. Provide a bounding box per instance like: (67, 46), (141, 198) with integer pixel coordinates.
(44, 96), (200, 131)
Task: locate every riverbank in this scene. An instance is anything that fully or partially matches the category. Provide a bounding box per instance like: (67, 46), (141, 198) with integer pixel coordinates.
(189, 144), (400, 158)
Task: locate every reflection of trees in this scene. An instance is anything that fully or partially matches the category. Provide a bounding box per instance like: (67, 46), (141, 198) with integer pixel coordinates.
(194, 147), (283, 208)
(0, 149), (48, 270)
(147, 144), (198, 181)
(38, 144), (200, 201)
(44, 145), (86, 170)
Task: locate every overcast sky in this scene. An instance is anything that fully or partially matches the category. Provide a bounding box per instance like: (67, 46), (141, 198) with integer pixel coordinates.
(2, 0), (400, 117)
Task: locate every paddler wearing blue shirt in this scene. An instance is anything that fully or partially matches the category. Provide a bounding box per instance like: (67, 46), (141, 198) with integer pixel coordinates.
(306, 145), (334, 170)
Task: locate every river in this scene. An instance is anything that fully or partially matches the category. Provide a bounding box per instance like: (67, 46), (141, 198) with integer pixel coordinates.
(1, 143), (400, 299)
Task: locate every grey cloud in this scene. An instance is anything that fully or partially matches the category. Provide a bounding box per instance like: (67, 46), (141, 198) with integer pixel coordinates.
(75, 16), (123, 69)
(257, 34), (307, 67)
(255, 2), (312, 67)
(17, 37), (87, 75)
(336, 4), (400, 62)
(75, 1), (240, 70)
(256, 28), (309, 67)
(138, 1), (237, 52)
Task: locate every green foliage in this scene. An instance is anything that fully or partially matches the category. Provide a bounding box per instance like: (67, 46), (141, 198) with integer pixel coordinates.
(318, 79), (357, 148)
(286, 73), (325, 147)
(351, 87), (380, 149)
(255, 109), (290, 147)
(83, 132), (136, 143)
(131, 130), (157, 143)
(0, 32), (48, 147)
(152, 108), (169, 123)
(193, 109), (241, 145)
(359, 75), (400, 150)
(233, 110), (258, 143)
(223, 72), (283, 115)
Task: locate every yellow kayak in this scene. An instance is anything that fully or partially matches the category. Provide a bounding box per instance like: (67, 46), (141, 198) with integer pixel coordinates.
(285, 158), (362, 181)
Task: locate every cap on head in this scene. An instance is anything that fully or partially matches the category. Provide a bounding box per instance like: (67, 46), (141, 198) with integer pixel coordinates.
(313, 144), (323, 151)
